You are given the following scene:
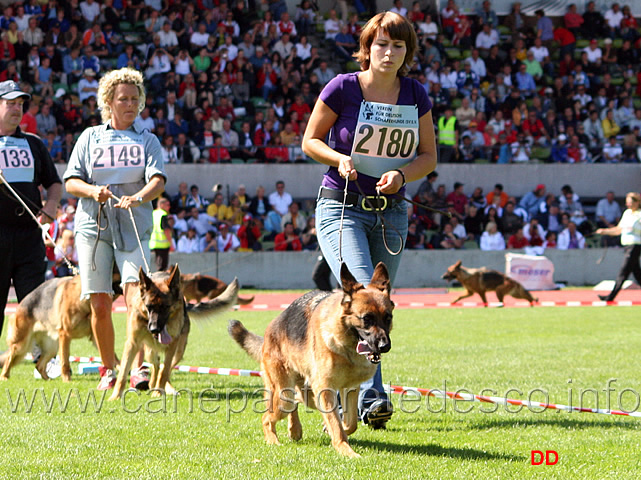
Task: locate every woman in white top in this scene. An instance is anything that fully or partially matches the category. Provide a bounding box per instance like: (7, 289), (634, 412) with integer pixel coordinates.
(596, 192), (641, 301)
(480, 221), (506, 251)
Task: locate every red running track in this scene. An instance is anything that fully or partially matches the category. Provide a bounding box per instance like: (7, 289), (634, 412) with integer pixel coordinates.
(6, 288), (637, 315)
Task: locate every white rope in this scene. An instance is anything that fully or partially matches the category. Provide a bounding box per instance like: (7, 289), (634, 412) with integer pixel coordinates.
(109, 193), (151, 274)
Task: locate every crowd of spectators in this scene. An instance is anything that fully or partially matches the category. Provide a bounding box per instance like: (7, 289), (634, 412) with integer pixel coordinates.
(428, 0), (641, 164)
(405, 171), (623, 252)
(9, 0), (641, 167)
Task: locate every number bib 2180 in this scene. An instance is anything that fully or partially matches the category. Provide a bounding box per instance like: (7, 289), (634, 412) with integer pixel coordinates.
(89, 129), (145, 185)
(0, 137), (35, 183)
(350, 101), (419, 178)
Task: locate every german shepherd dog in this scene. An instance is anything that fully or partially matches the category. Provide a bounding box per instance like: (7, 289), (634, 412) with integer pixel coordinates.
(442, 260), (538, 306)
(228, 262), (393, 458)
(109, 265), (238, 400)
(0, 272), (122, 382)
(181, 273), (254, 305)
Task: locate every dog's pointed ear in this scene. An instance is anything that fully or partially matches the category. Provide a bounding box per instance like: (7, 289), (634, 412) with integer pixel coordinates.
(454, 260), (462, 269)
(139, 266), (153, 290)
(340, 263), (363, 304)
(168, 264), (181, 290)
(369, 262), (391, 295)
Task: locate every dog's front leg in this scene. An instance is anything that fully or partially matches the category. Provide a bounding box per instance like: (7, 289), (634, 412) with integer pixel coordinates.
(316, 387), (359, 458)
(154, 341), (179, 397)
(109, 336), (140, 401)
(451, 290), (474, 305)
(341, 387), (360, 436)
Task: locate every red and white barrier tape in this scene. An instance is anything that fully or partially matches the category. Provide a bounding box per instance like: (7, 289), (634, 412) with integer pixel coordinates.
(29, 355), (641, 418)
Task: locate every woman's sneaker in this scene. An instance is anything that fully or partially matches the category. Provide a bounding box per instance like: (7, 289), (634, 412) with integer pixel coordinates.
(361, 399), (394, 430)
(97, 367), (117, 391)
(129, 366), (150, 390)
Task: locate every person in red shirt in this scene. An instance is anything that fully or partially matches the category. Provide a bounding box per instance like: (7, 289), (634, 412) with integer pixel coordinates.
(274, 222), (302, 251)
(237, 214), (263, 251)
(445, 182), (468, 216)
(507, 227), (529, 249)
(522, 110), (549, 145)
(19, 100), (38, 134)
(486, 183), (509, 208)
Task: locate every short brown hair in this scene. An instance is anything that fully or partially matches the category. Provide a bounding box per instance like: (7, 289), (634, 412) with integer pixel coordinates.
(353, 12), (417, 77)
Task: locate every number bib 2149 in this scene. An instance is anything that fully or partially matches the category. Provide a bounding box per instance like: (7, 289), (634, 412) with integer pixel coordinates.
(351, 101), (419, 178)
(0, 137), (35, 183)
(90, 130), (145, 185)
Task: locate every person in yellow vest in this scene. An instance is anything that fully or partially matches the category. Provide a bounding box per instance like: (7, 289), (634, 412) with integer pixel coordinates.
(437, 105), (458, 163)
(149, 197), (173, 271)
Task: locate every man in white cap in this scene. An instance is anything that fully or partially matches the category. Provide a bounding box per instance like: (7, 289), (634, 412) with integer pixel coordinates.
(78, 68), (98, 103)
(0, 80), (62, 337)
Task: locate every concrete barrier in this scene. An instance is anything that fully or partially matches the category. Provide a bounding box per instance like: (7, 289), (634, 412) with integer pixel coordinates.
(169, 248), (624, 289)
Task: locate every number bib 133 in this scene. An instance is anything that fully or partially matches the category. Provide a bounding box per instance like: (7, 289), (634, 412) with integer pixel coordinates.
(90, 137), (145, 185)
(351, 100), (418, 178)
(0, 136), (35, 183)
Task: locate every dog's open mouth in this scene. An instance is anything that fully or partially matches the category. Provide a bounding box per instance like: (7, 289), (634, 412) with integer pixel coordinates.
(356, 340), (381, 364)
(154, 326), (172, 345)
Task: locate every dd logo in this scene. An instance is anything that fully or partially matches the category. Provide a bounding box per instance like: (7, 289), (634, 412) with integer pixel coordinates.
(531, 450), (558, 465)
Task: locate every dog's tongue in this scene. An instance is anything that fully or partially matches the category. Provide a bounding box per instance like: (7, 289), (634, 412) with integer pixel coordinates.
(155, 326), (172, 345)
(356, 340), (372, 356)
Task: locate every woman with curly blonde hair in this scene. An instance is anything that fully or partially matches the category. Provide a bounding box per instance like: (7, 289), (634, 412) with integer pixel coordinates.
(63, 67), (167, 391)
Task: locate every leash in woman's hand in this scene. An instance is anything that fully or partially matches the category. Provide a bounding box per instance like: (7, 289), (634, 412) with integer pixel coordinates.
(101, 192), (151, 274)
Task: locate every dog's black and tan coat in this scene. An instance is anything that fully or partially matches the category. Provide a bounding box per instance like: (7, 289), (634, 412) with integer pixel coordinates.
(110, 265), (238, 400)
(229, 262), (393, 458)
(442, 260), (538, 306)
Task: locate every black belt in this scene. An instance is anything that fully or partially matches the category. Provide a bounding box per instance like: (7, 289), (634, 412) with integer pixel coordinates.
(319, 187), (400, 211)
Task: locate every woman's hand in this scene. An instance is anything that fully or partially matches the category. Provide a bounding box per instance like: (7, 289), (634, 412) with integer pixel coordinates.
(377, 169), (405, 194)
(92, 185), (113, 203)
(337, 155), (357, 181)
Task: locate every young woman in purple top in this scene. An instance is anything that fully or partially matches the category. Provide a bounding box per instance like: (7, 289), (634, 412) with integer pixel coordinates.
(302, 12), (437, 429)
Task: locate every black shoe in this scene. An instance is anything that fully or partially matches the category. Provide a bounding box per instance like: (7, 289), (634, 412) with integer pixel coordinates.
(598, 295), (612, 302)
(361, 399), (393, 430)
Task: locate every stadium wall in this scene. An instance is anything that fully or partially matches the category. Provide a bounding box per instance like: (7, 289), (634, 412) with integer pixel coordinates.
(169, 248), (623, 289)
(55, 164), (641, 201)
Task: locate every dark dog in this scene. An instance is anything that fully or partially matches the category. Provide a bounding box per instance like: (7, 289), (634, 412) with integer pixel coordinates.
(442, 260), (538, 306)
(0, 272), (122, 382)
(182, 273), (254, 305)
(110, 265), (238, 400)
(228, 262), (393, 458)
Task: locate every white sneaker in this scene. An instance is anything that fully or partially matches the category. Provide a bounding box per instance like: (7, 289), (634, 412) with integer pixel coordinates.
(34, 357), (62, 379)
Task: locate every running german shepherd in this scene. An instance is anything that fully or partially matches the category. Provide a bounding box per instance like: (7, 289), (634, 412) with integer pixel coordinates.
(0, 272), (122, 382)
(228, 262), (393, 458)
(109, 265), (238, 400)
(181, 273), (254, 305)
(442, 260), (538, 306)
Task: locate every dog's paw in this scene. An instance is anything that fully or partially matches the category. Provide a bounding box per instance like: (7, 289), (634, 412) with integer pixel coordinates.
(108, 393), (121, 402)
(0, 375), (8, 382)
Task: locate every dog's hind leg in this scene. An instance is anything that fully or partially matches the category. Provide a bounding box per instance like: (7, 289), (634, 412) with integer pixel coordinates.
(287, 404), (302, 441)
(58, 328), (72, 382)
(0, 313), (34, 380)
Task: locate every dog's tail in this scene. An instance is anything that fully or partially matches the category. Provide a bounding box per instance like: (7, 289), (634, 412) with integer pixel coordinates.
(228, 320), (263, 363)
(186, 278), (239, 320)
(237, 295), (254, 305)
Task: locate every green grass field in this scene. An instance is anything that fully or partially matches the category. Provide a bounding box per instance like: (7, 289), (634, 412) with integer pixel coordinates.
(1, 305), (640, 479)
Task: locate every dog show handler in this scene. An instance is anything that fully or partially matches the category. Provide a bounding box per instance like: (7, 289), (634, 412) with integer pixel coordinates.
(302, 11), (437, 429)
(0, 80), (61, 336)
(63, 68), (167, 391)
(596, 192), (641, 302)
